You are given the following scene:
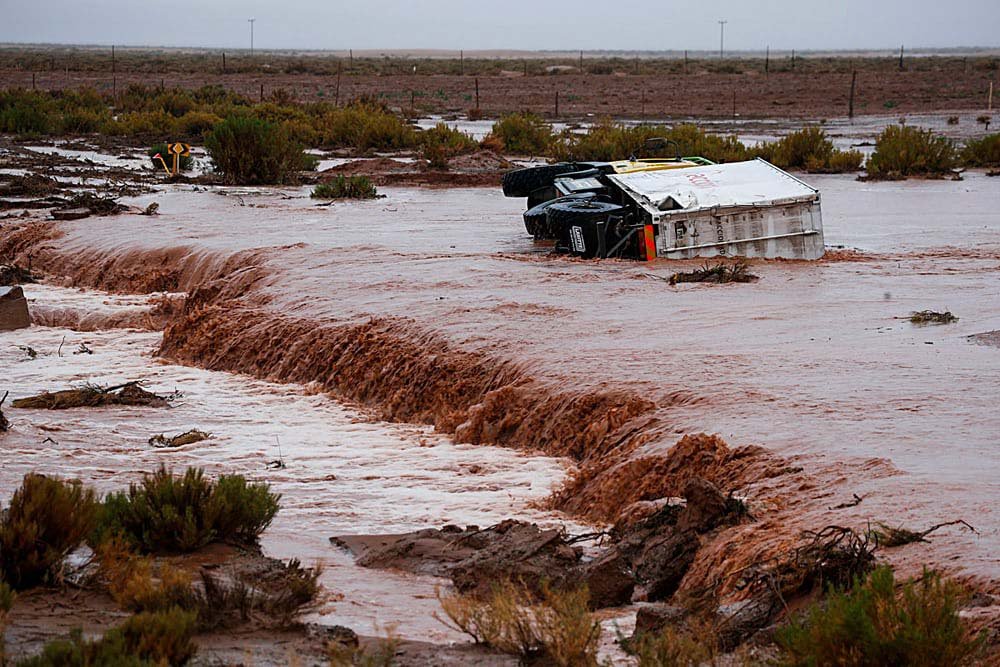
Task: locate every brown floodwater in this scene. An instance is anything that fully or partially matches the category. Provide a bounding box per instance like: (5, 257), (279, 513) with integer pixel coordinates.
(1, 166), (998, 641)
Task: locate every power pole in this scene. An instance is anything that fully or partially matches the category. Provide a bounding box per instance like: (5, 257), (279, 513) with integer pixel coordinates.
(718, 20), (728, 59)
(248, 18), (255, 57)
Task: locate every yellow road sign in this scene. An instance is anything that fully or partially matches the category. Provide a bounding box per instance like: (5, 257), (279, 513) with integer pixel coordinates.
(167, 142), (191, 156)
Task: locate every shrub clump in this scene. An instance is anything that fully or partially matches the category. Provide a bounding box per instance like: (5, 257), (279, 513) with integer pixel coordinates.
(19, 608), (198, 667)
(866, 125), (958, 179)
(205, 115), (309, 185)
(909, 310), (959, 325)
(311, 175), (379, 200)
(775, 566), (983, 666)
(315, 101), (418, 151)
(0, 474), (97, 589)
(961, 133), (1000, 168)
(437, 581), (601, 666)
(754, 127), (863, 173)
(421, 122), (478, 169)
(93, 466), (279, 553)
(552, 120), (751, 164)
(487, 112), (554, 155)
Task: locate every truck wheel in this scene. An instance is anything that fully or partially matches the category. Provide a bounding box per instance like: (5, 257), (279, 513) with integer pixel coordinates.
(545, 200), (624, 230)
(522, 193), (603, 238)
(546, 200), (625, 258)
(502, 163), (580, 197)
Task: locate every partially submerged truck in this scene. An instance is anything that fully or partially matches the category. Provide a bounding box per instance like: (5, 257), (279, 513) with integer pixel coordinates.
(501, 144), (825, 261)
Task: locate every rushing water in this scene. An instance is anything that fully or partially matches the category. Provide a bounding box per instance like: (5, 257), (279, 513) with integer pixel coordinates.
(0, 287), (587, 641)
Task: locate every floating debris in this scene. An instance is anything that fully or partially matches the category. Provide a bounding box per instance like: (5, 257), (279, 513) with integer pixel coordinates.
(12, 381), (174, 410)
(148, 429), (211, 448)
(669, 260), (758, 285)
(870, 519), (977, 547)
(0, 263), (37, 286)
(909, 310), (958, 325)
(0, 391), (8, 431)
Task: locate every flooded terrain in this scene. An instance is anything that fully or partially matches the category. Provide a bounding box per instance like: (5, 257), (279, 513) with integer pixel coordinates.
(1, 131), (999, 662)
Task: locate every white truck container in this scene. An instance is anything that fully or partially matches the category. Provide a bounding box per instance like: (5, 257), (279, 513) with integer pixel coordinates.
(607, 159), (825, 260)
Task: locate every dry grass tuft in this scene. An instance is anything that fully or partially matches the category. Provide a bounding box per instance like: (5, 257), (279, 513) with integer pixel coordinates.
(436, 581), (600, 665)
(669, 260), (758, 286)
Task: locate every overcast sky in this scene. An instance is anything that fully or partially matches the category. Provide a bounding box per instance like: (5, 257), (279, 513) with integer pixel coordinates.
(2, 0), (998, 52)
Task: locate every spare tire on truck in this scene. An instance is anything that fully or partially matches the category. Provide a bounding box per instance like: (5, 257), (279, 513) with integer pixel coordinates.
(501, 163), (581, 197)
(545, 200), (625, 259)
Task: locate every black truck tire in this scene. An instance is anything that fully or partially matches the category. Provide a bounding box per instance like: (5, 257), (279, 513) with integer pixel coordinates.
(545, 200), (624, 229)
(502, 163), (580, 197)
(546, 200), (625, 258)
(522, 193), (604, 238)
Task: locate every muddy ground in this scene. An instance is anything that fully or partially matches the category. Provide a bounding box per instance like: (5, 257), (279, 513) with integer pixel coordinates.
(1, 131), (999, 663)
(1, 63), (997, 120)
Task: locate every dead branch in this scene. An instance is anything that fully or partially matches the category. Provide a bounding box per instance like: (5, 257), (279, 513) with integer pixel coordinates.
(829, 493), (865, 510)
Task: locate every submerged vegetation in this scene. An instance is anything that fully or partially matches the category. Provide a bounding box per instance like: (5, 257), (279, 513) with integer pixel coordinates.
(910, 310), (959, 325)
(205, 115), (309, 185)
(669, 260), (758, 285)
(311, 175), (379, 200)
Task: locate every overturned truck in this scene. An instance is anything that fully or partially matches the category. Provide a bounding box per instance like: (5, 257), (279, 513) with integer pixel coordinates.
(502, 154), (825, 261)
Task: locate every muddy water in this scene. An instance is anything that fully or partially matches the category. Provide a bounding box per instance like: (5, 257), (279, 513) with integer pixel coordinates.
(30, 171), (989, 582)
(0, 289), (585, 641)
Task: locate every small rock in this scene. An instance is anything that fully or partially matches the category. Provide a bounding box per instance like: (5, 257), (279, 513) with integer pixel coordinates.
(576, 548), (635, 608)
(676, 477), (729, 533)
(633, 602), (687, 635)
(0, 285), (31, 331)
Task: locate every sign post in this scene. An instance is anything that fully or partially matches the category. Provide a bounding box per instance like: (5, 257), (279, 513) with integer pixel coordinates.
(166, 142), (191, 176)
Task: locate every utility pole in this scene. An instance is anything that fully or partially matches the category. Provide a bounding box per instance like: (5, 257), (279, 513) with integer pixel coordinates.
(718, 20), (727, 59)
(248, 18), (255, 57)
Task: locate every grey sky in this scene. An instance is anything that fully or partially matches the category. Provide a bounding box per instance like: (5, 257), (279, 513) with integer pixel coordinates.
(2, 0), (998, 52)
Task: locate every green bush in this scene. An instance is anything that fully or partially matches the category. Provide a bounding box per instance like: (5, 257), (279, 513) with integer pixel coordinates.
(205, 115), (308, 184)
(488, 113), (554, 155)
(552, 120), (751, 163)
(0, 92), (53, 135)
(148, 143), (194, 171)
(753, 127), (864, 173)
(311, 175), (378, 200)
(961, 133), (1000, 167)
(316, 102), (418, 151)
(175, 110), (220, 138)
(94, 466), (279, 553)
(776, 566), (983, 666)
(18, 608), (197, 666)
(866, 125), (958, 179)
(0, 474), (97, 589)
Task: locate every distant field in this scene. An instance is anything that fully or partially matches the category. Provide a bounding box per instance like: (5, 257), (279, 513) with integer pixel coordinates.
(1, 46), (997, 119)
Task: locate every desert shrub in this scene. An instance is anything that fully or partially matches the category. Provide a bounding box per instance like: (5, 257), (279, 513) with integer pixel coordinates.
(488, 112), (554, 155)
(1, 580), (14, 664)
(175, 110), (220, 138)
(775, 566), (983, 666)
(552, 121), (751, 163)
(436, 582), (600, 665)
(97, 537), (196, 613)
(632, 626), (715, 667)
(315, 103), (418, 151)
(311, 175), (378, 200)
(93, 465), (280, 553)
(0, 473), (97, 589)
(210, 474), (281, 543)
(108, 110), (177, 138)
(753, 127), (864, 173)
(866, 125), (958, 179)
(20, 608), (198, 666)
(420, 122), (478, 155)
(534, 586), (602, 667)
(148, 143), (194, 171)
(60, 108), (111, 134)
(205, 115), (308, 184)
(961, 133), (1000, 167)
(0, 91), (53, 135)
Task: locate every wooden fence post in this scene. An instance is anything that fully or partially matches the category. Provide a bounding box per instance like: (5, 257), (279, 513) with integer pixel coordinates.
(848, 70), (857, 119)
